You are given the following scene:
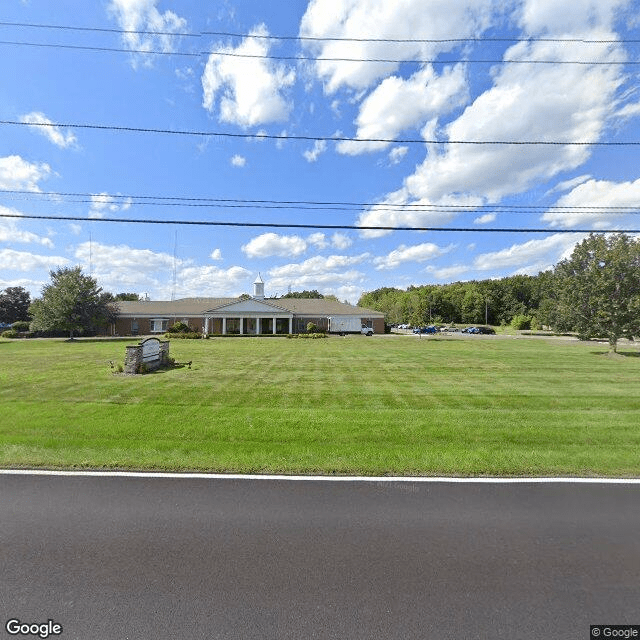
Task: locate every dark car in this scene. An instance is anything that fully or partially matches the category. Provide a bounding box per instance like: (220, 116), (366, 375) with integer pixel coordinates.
(461, 326), (477, 333)
(475, 326), (496, 334)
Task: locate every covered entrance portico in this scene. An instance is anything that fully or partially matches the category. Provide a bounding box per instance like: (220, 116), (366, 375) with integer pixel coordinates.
(204, 299), (293, 335)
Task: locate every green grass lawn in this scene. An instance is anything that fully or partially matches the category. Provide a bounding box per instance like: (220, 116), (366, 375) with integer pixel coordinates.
(1, 335), (639, 476)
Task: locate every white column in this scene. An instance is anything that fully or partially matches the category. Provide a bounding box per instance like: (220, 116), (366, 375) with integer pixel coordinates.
(204, 317), (209, 334)
(256, 318), (261, 335)
(288, 316), (293, 334)
(273, 317), (277, 334)
(222, 317), (226, 335)
(240, 318), (244, 335)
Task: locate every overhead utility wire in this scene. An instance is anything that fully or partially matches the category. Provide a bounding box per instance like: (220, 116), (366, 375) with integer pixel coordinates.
(0, 211), (637, 234)
(2, 189), (639, 214)
(2, 119), (638, 146)
(0, 40), (632, 65)
(0, 21), (635, 44)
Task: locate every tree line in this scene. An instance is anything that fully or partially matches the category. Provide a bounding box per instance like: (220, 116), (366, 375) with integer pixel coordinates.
(358, 233), (640, 352)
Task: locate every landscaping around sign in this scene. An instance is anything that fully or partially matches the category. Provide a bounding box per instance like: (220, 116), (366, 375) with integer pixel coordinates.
(0, 335), (639, 476)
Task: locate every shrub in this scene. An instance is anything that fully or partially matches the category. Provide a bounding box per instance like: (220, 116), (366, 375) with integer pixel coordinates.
(1, 329), (19, 338)
(511, 314), (533, 330)
(165, 331), (202, 339)
(168, 321), (191, 333)
(11, 321), (30, 332)
(306, 322), (318, 333)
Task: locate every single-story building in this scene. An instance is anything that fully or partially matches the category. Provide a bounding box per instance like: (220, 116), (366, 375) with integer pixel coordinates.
(111, 276), (385, 336)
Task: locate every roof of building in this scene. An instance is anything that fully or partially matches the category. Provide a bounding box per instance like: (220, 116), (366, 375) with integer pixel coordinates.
(115, 297), (384, 317)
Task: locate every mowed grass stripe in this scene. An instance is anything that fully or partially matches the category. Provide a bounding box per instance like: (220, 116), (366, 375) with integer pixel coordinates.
(0, 336), (639, 475)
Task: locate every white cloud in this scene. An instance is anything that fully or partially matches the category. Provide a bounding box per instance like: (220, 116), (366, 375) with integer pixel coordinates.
(108, 0), (187, 67)
(210, 248), (223, 261)
(89, 193), (133, 218)
(267, 254), (369, 300)
(202, 24), (295, 127)
(389, 146), (408, 165)
(331, 232), (352, 250)
(0, 155), (51, 191)
(472, 233), (585, 272)
(20, 112), (78, 149)
(403, 39), (624, 205)
(308, 232), (328, 249)
(241, 232), (347, 258)
(546, 175), (592, 195)
(543, 178), (640, 228)
(425, 263), (471, 282)
(0, 208), (54, 247)
(337, 65), (468, 155)
(173, 265), (251, 298)
(373, 242), (453, 270)
(358, 190), (482, 238)
(69, 223), (83, 236)
(242, 233), (308, 258)
(474, 213), (496, 224)
(230, 154), (247, 167)
(616, 102), (640, 119)
(303, 140), (327, 162)
(0, 248), (69, 272)
(299, 0), (496, 93)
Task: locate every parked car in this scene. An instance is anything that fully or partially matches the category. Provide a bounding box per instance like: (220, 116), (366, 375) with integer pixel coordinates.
(462, 326), (479, 334)
(475, 326), (496, 334)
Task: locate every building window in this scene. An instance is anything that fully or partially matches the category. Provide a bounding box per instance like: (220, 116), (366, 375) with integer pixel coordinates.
(150, 318), (169, 333)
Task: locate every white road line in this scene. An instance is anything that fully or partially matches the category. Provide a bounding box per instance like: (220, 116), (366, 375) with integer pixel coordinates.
(1, 469), (639, 483)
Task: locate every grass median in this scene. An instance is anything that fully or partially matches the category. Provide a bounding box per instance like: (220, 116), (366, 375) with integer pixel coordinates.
(1, 335), (639, 476)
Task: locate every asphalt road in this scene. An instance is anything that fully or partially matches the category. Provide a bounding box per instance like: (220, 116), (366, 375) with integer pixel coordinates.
(1, 474), (639, 640)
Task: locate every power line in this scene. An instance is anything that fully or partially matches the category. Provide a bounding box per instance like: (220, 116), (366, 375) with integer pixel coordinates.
(0, 211), (637, 234)
(0, 21), (636, 44)
(1, 189), (639, 214)
(3, 119), (638, 146)
(0, 39), (632, 65)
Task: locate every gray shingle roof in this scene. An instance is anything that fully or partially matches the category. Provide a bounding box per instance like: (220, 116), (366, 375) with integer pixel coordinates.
(116, 297), (383, 317)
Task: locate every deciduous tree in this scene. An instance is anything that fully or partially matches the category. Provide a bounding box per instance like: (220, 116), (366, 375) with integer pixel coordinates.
(552, 233), (640, 352)
(0, 286), (31, 323)
(29, 267), (118, 339)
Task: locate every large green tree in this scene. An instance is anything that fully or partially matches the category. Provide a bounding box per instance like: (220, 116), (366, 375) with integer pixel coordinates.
(0, 286), (31, 323)
(552, 233), (640, 352)
(29, 267), (118, 339)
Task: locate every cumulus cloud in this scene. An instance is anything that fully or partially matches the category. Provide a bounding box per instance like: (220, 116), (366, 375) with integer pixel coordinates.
(337, 65), (468, 155)
(474, 213), (496, 224)
(20, 112), (78, 149)
(0, 207), (54, 247)
(202, 24), (295, 127)
(108, 0), (187, 67)
(210, 248), (223, 261)
(303, 140), (327, 162)
(267, 254), (369, 299)
(230, 154), (246, 167)
(173, 265), (252, 297)
(373, 242), (454, 270)
(0, 155), (51, 191)
(89, 193), (133, 219)
(299, 0), (496, 92)
(0, 248), (69, 272)
(242, 233), (308, 258)
(472, 233), (585, 272)
(242, 232), (348, 258)
(331, 233), (352, 250)
(542, 178), (640, 228)
(402, 38), (624, 205)
(389, 146), (408, 165)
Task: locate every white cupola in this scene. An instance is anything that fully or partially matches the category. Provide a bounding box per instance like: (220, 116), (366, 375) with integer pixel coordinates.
(253, 273), (265, 300)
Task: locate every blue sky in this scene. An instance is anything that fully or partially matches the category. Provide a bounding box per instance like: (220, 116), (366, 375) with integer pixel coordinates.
(1, 0), (640, 303)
